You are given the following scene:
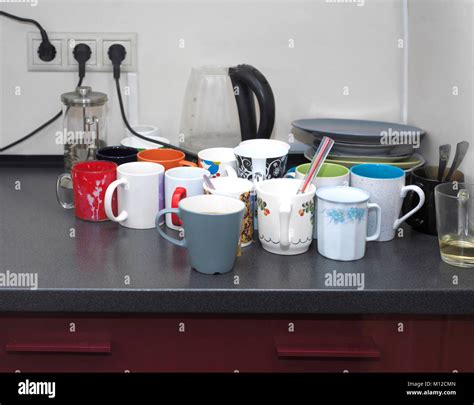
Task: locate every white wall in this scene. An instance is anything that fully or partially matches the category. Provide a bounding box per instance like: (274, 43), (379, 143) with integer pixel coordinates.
(408, 0), (473, 181)
(0, 0), (404, 154)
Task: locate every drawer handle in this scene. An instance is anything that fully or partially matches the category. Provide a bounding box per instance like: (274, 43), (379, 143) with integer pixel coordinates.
(276, 340), (380, 359)
(6, 341), (112, 354)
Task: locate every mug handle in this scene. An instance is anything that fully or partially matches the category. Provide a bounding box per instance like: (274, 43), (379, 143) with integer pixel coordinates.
(171, 187), (187, 226)
(105, 179), (128, 222)
(180, 160), (197, 167)
(393, 185), (426, 230)
(279, 200), (292, 247)
(56, 173), (74, 209)
(156, 208), (187, 247)
(224, 166), (238, 178)
(366, 203), (382, 242)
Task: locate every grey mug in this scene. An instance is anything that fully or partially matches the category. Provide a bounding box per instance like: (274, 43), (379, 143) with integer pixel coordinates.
(156, 195), (245, 274)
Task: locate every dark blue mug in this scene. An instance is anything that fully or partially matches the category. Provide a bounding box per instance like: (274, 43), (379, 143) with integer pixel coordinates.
(96, 146), (139, 165)
(156, 195), (245, 274)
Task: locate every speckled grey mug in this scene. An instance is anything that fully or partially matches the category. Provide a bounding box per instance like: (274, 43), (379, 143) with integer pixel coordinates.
(351, 164), (425, 242)
(156, 195), (245, 274)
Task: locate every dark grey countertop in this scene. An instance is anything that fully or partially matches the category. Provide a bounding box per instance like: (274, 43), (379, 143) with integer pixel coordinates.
(1, 167), (473, 315)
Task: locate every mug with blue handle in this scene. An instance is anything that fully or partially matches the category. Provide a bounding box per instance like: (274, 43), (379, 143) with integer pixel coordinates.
(156, 195), (245, 274)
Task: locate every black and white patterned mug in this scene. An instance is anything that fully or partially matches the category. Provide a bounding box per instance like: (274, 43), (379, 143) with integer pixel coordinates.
(233, 140), (289, 181)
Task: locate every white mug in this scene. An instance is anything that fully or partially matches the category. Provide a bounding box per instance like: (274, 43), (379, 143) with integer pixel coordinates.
(198, 147), (237, 178)
(128, 124), (160, 138)
(350, 164), (425, 242)
(255, 179), (316, 255)
(235, 142), (289, 233)
(104, 162), (165, 229)
(165, 167), (210, 230)
(316, 186), (382, 261)
(234, 142), (289, 181)
(287, 162), (351, 239)
(239, 139), (291, 153)
(121, 125), (170, 150)
(203, 177), (254, 247)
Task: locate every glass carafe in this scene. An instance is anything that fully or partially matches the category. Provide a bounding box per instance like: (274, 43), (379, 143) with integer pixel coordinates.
(61, 86), (108, 171)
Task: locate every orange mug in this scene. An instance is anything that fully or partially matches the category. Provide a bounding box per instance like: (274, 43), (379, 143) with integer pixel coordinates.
(137, 148), (196, 170)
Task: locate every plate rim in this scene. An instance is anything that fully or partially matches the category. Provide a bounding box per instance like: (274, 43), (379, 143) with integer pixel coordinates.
(293, 118), (426, 141)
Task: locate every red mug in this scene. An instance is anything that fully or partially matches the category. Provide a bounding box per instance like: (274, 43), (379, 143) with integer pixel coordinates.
(56, 161), (118, 222)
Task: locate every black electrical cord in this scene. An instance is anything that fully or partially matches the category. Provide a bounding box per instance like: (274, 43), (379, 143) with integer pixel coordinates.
(108, 43), (197, 160)
(0, 10), (56, 61)
(0, 10), (62, 152)
(0, 10), (44, 31)
(114, 77), (197, 159)
(0, 77), (83, 153)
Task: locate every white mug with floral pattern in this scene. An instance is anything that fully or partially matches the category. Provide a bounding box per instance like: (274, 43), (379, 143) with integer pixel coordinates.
(316, 186), (381, 261)
(255, 179), (316, 255)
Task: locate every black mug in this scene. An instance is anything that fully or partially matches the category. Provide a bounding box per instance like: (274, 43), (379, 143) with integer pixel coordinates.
(402, 166), (464, 235)
(96, 146), (139, 165)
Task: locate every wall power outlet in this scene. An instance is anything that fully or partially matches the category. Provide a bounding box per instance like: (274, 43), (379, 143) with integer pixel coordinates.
(27, 32), (137, 72)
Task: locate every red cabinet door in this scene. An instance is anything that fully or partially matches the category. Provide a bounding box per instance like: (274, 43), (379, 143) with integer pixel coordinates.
(270, 318), (442, 372)
(0, 317), (178, 372)
(441, 318), (474, 372)
(0, 315), (457, 372)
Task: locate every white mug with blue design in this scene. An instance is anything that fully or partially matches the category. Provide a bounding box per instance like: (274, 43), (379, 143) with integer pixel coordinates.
(198, 147), (237, 178)
(316, 186), (381, 261)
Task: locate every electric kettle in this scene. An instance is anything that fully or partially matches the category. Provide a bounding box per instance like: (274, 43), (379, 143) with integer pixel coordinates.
(179, 64), (275, 153)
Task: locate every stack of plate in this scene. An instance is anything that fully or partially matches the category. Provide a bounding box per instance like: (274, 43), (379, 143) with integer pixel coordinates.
(292, 118), (426, 172)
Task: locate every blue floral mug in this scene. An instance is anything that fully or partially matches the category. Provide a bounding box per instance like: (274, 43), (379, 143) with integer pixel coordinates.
(316, 186), (381, 261)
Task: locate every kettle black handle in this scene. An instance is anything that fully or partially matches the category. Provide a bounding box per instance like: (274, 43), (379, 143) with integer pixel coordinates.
(229, 64), (275, 141)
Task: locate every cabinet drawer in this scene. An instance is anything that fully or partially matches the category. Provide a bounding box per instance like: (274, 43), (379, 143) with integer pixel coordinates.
(159, 317), (443, 372)
(0, 316), (445, 372)
(269, 318), (442, 372)
(0, 317), (177, 372)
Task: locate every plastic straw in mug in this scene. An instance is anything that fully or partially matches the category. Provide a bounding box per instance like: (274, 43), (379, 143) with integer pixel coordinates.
(298, 136), (335, 194)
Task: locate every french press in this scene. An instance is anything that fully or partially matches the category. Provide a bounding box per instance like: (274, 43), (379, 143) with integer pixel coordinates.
(60, 86), (108, 170)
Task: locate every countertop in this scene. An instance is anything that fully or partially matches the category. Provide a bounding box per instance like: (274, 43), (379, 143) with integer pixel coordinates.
(1, 166), (473, 315)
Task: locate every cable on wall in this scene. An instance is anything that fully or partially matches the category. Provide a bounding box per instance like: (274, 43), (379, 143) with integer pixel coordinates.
(0, 12), (90, 152)
(402, 0), (409, 124)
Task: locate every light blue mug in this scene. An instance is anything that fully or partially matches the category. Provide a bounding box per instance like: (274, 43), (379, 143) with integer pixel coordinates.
(156, 195), (245, 274)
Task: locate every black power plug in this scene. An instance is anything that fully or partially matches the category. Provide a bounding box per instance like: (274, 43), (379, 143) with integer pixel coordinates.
(73, 43), (92, 80)
(107, 44), (127, 79)
(37, 31), (56, 62)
